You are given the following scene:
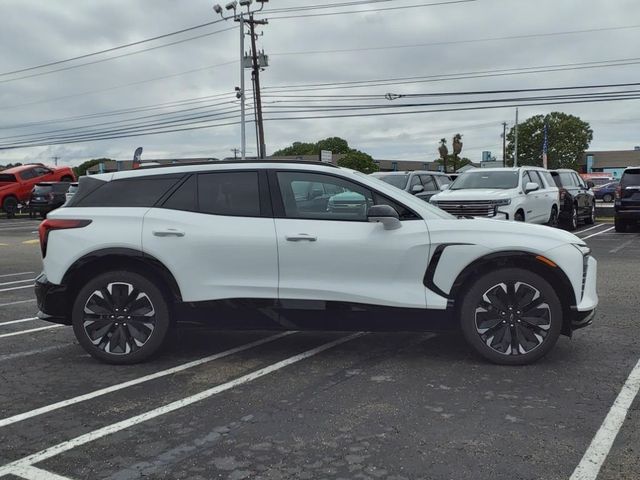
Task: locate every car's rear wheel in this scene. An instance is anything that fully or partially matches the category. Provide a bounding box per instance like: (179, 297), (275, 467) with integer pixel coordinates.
(602, 193), (613, 203)
(614, 217), (628, 233)
(565, 204), (578, 230)
(514, 210), (525, 222)
(459, 268), (562, 365)
(72, 270), (171, 364)
(2, 196), (18, 218)
(584, 203), (596, 225)
(547, 206), (558, 226)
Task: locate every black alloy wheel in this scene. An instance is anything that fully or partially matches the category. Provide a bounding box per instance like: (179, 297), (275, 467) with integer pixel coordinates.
(547, 206), (558, 227)
(459, 268), (562, 365)
(2, 196), (18, 218)
(584, 203), (596, 225)
(566, 204), (578, 231)
(72, 270), (170, 364)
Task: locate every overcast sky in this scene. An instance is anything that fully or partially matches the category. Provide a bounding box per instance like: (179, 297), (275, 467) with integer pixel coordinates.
(0, 0), (639, 167)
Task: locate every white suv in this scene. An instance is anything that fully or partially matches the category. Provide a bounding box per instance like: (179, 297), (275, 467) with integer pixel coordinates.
(430, 167), (560, 225)
(35, 161), (597, 365)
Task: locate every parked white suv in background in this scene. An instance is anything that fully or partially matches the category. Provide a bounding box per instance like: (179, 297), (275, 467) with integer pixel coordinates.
(430, 167), (560, 225)
(35, 161), (596, 365)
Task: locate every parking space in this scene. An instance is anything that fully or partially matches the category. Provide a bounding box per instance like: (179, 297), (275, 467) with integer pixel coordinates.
(1, 220), (639, 480)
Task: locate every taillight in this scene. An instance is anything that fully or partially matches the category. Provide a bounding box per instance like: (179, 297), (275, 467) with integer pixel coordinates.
(615, 185), (622, 200)
(38, 219), (91, 257)
(559, 188), (567, 201)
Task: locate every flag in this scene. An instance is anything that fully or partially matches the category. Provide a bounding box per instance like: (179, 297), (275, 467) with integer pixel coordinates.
(542, 123), (548, 169)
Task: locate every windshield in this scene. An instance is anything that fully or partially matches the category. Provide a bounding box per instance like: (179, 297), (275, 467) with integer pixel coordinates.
(374, 174), (409, 189)
(451, 171), (519, 190)
(621, 169), (640, 187)
(0, 174), (17, 183)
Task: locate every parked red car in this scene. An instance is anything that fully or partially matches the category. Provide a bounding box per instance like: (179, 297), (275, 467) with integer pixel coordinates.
(0, 164), (76, 217)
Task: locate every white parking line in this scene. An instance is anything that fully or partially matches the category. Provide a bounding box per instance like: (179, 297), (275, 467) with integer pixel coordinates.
(0, 344), (73, 363)
(0, 225), (42, 231)
(11, 465), (74, 480)
(0, 278), (35, 286)
(581, 226), (615, 240)
(0, 316), (38, 326)
(0, 324), (62, 339)
(0, 331), (294, 427)
(609, 238), (636, 254)
(0, 332), (364, 477)
(0, 271), (34, 278)
(570, 358), (640, 480)
(575, 224), (605, 235)
(0, 298), (36, 308)
(0, 284), (34, 293)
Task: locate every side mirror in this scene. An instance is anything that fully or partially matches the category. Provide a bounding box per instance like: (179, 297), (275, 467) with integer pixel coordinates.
(525, 182), (539, 194)
(587, 181), (595, 189)
(367, 204), (401, 230)
(439, 184), (450, 191)
(411, 184), (424, 194)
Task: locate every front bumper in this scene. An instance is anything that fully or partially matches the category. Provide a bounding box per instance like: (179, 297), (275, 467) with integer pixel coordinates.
(571, 255), (598, 331)
(35, 273), (71, 325)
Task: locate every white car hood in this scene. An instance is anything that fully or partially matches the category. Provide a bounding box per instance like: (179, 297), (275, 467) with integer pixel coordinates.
(432, 188), (516, 201)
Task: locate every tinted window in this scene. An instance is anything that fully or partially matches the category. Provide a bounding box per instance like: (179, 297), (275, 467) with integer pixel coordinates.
(525, 171), (542, 189)
(0, 174), (17, 182)
(162, 175), (197, 212)
(76, 176), (180, 207)
(574, 174), (587, 188)
(541, 171), (555, 188)
(451, 171), (519, 190)
(198, 171), (260, 216)
(409, 176), (421, 189)
(19, 169), (38, 180)
(33, 167), (51, 177)
(374, 174), (409, 189)
(277, 171), (373, 221)
(621, 169), (640, 187)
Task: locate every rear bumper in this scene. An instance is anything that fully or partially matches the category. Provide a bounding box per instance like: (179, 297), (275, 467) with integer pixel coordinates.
(35, 273), (71, 325)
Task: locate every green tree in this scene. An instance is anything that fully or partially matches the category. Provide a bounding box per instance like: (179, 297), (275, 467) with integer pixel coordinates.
(316, 137), (350, 154)
(272, 137), (353, 156)
(73, 158), (109, 177)
(0, 162), (23, 170)
(336, 150), (379, 174)
(506, 112), (592, 170)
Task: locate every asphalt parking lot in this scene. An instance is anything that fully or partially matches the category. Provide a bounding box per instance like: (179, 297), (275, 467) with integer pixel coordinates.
(0, 218), (638, 480)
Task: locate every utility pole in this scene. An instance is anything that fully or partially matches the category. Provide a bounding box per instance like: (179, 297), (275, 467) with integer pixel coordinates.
(247, 14), (268, 158)
(214, 1), (269, 160)
(51, 156), (60, 166)
(501, 122), (507, 167)
(514, 108), (519, 167)
(231, 148), (240, 159)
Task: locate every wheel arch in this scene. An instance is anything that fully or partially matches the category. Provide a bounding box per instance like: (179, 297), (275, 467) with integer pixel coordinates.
(62, 248), (183, 310)
(449, 251), (576, 336)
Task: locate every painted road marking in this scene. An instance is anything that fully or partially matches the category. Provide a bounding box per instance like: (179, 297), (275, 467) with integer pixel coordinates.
(570, 358), (640, 480)
(581, 226), (615, 240)
(0, 331), (294, 427)
(11, 465), (74, 480)
(0, 271), (34, 278)
(0, 344), (73, 363)
(21, 239), (39, 245)
(0, 324), (62, 339)
(0, 278), (35, 286)
(0, 332), (365, 477)
(0, 226), (43, 231)
(0, 316), (38, 326)
(575, 224), (605, 235)
(0, 284), (34, 293)
(0, 299), (36, 308)
(609, 238), (636, 254)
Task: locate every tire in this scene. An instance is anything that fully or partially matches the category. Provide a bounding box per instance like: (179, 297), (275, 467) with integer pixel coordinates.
(602, 193), (613, 203)
(584, 203), (596, 225)
(615, 217), (628, 233)
(2, 196), (18, 217)
(565, 204), (578, 231)
(71, 270), (171, 364)
(459, 268), (562, 365)
(546, 206), (558, 227)
(514, 210), (525, 222)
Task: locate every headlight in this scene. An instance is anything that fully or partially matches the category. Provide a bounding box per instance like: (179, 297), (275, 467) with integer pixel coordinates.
(430, 199), (438, 206)
(572, 243), (591, 256)
(493, 199), (511, 206)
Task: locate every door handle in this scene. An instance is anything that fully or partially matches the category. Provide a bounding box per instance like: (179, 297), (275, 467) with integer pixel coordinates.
(285, 234), (317, 242)
(153, 229), (185, 237)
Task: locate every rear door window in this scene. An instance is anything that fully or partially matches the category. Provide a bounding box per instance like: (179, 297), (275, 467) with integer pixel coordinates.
(558, 172), (576, 187)
(75, 176), (181, 207)
(19, 169), (38, 180)
(198, 171), (261, 217)
(0, 174), (17, 182)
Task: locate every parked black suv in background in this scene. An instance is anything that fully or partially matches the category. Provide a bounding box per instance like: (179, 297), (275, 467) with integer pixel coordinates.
(550, 169), (595, 230)
(29, 182), (71, 218)
(615, 167), (640, 232)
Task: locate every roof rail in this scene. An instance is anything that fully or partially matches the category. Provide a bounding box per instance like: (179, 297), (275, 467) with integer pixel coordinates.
(133, 159), (341, 170)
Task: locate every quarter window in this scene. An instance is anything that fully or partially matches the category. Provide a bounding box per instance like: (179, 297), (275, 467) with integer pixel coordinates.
(198, 171), (261, 217)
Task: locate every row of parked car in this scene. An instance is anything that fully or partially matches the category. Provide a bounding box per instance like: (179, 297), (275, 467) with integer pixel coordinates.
(372, 166), (597, 231)
(0, 163), (77, 218)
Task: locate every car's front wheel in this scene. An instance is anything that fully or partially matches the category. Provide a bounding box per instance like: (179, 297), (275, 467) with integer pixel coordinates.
(72, 270), (171, 364)
(459, 268), (562, 365)
(584, 203), (596, 225)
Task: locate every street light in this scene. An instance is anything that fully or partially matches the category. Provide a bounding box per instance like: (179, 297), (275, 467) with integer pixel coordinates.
(213, 4), (222, 13)
(225, 1), (237, 10)
(239, 0), (252, 7)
